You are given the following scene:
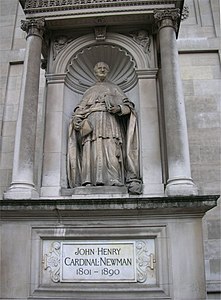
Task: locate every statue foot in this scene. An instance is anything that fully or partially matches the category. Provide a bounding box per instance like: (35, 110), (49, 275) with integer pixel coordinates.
(127, 179), (142, 194)
(82, 182), (92, 186)
(111, 180), (124, 187)
(96, 182), (104, 186)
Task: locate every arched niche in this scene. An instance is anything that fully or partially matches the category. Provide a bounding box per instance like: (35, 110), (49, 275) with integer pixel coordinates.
(41, 32), (163, 197)
(52, 32), (151, 74)
(47, 32), (153, 121)
(62, 42), (141, 121)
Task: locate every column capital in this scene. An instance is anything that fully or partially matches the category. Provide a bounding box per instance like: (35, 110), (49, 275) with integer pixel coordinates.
(153, 8), (180, 32)
(21, 18), (45, 39)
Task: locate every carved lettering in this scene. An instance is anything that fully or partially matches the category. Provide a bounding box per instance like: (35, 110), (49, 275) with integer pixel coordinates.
(43, 240), (156, 283)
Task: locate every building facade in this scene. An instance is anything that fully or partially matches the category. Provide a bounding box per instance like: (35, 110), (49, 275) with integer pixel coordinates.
(0, 0), (220, 299)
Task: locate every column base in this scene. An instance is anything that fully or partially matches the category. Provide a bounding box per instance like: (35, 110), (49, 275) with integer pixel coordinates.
(165, 178), (198, 197)
(4, 183), (39, 200)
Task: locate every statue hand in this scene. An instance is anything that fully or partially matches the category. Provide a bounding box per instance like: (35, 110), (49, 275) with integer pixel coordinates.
(73, 117), (82, 131)
(108, 105), (121, 114)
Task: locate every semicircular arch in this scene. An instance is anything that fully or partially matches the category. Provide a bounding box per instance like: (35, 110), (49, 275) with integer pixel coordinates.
(53, 32), (150, 74)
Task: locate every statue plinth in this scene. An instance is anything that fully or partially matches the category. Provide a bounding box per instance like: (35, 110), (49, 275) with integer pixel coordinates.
(72, 186), (128, 196)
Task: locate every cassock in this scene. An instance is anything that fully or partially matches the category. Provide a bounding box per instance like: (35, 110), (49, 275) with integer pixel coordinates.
(67, 80), (142, 194)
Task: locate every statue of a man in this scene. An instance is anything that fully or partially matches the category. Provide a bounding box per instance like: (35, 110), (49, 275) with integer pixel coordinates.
(67, 62), (142, 194)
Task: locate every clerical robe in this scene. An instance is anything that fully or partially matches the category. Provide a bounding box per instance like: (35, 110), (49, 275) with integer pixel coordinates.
(67, 81), (141, 193)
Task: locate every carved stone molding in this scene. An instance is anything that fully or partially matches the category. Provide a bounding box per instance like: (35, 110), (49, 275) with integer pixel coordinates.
(53, 32), (151, 79)
(53, 35), (73, 60)
(181, 5), (190, 21)
(24, 0), (179, 15)
(21, 18), (45, 38)
(153, 8), (180, 32)
(129, 30), (151, 54)
(65, 43), (138, 94)
(43, 241), (61, 283)
(94, 26), (107, 41)
(136, 240), (156, 283)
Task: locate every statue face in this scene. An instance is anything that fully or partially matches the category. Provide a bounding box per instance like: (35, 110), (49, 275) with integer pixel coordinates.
(94, 62), (109, 81)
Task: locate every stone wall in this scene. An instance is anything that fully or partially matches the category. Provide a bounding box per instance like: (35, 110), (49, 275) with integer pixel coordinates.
(178, 0), (220, 297)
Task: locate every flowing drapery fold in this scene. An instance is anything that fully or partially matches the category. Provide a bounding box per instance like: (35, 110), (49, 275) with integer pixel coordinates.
(67, 81), (142, 194)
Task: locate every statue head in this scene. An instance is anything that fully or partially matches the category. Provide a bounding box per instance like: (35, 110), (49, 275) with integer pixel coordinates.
(94, 62), (110, 82)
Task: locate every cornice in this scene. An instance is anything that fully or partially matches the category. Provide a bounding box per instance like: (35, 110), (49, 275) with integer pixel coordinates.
(19, 0), (185, 26)
(0, 195), (219, 220)
(19, 1), (184, 35)
(23, 1), (178, 14)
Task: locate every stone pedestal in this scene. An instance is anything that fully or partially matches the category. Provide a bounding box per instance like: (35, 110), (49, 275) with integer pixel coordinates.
(0, 195), (218, 300)
(4, 19), (45, 200)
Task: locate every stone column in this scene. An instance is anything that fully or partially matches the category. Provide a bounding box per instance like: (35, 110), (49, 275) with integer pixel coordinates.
(4, 18), (45, 199)
(154, 9), (198, 196)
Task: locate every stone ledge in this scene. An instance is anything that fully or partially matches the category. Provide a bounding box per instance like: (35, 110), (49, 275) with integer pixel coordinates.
(61, 186), (128, 196)
(206, 280), (221, 293)
(0, 195), (219, 219)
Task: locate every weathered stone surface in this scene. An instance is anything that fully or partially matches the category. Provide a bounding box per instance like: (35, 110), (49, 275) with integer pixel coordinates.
(178, 33), (220, 297)
(207, 219), (221, 240)
(72, 186), (128, 195)
(0, 195), (218, 217)
(0, 196), (218, 299)
(68, 62), (141, 195)
(210, 259), (221, 277)
(1, 223), (30, 299)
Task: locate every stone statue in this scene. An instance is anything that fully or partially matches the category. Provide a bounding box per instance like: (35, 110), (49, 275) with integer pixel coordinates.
(67, 62), (142, 194)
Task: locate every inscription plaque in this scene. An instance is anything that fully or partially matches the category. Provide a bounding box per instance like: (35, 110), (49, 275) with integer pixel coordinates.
(61, 242), (136, 282)
(43, 239), (156, 284)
